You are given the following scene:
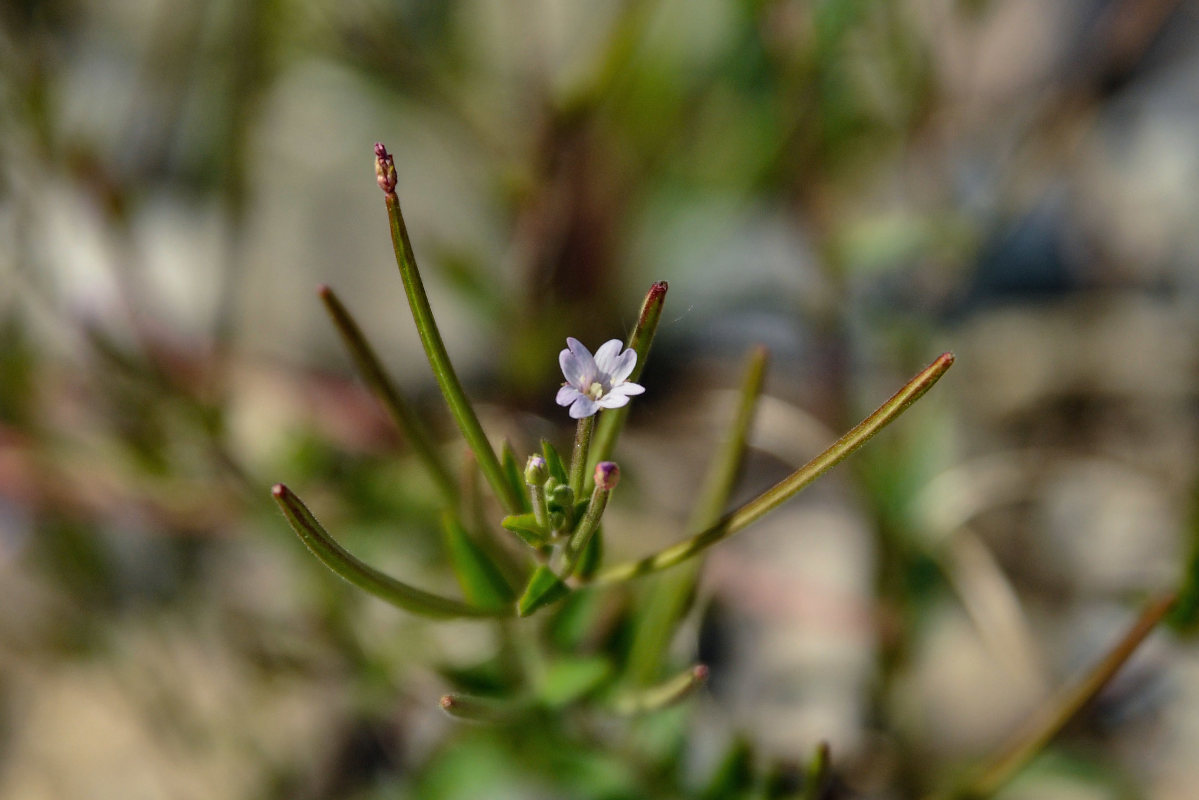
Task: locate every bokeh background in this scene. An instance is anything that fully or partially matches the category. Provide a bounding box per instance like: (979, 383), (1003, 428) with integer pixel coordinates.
(3, 1), (1199, 798)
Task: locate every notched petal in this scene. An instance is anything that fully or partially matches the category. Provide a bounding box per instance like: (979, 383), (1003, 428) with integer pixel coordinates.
(593, 339), (624, 375)
(610, 349), (638, 383)
(569, 397), (599, 418)
(560, 349), (587, 388)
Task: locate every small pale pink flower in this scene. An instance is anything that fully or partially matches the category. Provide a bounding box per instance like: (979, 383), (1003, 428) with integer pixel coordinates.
(555, 338), (645, 419)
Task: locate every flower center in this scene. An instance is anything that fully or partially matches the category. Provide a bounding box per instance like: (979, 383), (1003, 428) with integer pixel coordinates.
(586, 381), (605, 400)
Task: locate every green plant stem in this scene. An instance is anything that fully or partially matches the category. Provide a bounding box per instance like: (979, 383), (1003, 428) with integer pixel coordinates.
(272, 484), (510, 618)
(383, 191), (521, 514)
(562, 481), (613, 577)
(592, 352), (955, 584)
(528, 481), (550, 533)
(569, 415), (596, 498)
(318, 285), (457, 502)
(588, 281), (668, 479)
(935, 591), (1177, 800)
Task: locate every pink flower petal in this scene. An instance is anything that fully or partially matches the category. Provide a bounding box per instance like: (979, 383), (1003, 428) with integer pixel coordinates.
(569, 396), (599, 418)
(556, 385), (582, 406)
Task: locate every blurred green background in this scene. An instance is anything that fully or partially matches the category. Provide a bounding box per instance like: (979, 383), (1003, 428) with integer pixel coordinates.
(2, 1), (1199, 798)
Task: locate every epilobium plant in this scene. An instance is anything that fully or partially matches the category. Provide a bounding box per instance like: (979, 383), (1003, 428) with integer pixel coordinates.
(271, 144), (1173, 798)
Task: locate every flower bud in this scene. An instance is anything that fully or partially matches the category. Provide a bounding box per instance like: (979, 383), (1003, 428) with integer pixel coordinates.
(524, 455), (548, 485)
(375, 142), (397, 194)
(593, 461), (620, 491)
(549, 484), (574, 509)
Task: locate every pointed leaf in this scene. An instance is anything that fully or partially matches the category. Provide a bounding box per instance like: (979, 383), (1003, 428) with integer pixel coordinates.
(501, 512), (548, 547)
(501, 441), (531, 513)
(272, 484), (508, 618)
(441, 514), (517, 610)
(518, 565), (570, 616)
(540, 438), (569, 485)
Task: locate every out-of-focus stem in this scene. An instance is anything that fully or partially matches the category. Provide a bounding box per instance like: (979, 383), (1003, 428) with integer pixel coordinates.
(936, 592), (1177, 800)
(687, 345), (769, 532)
(592, 352), (955, 584)
(609, 664), (708, 715)
(568, 415), (595, 498)
(624, 345), (769, 685)
(318, 284), (457, 502)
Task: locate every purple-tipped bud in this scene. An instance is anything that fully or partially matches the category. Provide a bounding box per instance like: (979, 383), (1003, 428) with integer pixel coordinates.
(374, 142), (397, 194)
(594, 461), (620, 491)
(524, 455), (548, 485)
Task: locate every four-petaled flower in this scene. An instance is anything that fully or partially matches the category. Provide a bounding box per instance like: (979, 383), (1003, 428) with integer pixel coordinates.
(556, 338), (645, 419)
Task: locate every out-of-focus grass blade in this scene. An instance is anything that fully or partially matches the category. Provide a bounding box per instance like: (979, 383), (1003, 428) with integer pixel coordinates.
(624, 346), (768, 684)
(317, 284), (457, 503)
(272, 484), (509, 618)
(701, 735), (755, 800)
(932, 592), (1177, 800)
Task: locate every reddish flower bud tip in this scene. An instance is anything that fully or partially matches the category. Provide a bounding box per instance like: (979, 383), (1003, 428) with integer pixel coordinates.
(374, 142), (397, 194)
(594, 461), (620, 491)
(692, 664), (709, 682)
(439, 695), (454, 710)
(650, 280), (668, 296)
(271, 484), (287, 498)
(316, 283), (331, 298)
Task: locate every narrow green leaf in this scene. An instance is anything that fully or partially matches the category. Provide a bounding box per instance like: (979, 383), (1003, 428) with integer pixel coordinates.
(501, 512), (548, 548)
(317, 285), (457, 503)
(518, 565), (571, 616)
(439, 693), (530, 723)
(501, 440), (531, 513)
(272, 484), (508, 618)
(541, 438), (568, 485)
(588, 280), (668, 480)
(537, 655), (614, 707)
(609, 664), (708, 716)
(441, 513), (517, 609)
(379, 164), (521, 514)
(593, 352), (955, 584)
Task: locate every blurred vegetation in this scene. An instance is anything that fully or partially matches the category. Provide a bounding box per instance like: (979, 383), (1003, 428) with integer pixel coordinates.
(2, 1), (1198, 798)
